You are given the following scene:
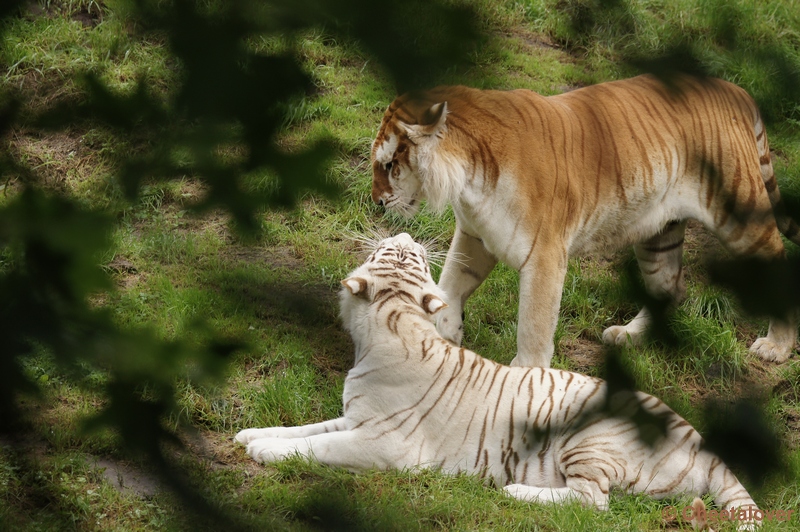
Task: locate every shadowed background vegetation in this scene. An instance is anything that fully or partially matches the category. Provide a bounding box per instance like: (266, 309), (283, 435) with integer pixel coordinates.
(1, 0), (799, 530)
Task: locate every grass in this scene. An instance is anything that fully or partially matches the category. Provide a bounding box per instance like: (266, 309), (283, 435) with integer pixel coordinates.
(2, 0), (800, 530)
(520, 0), (800, 121)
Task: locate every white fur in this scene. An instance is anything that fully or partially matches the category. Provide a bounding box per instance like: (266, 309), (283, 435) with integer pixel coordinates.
(235, 234), (758, 530)
(417, 142), (467, 213)
(373, 133), (398, 166)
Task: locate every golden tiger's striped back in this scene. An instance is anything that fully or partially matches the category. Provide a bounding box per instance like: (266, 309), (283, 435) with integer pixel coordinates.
(371, 75), (799, 368)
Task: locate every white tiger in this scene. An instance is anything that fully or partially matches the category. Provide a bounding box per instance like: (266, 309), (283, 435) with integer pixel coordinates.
(235, 233), (759, 529)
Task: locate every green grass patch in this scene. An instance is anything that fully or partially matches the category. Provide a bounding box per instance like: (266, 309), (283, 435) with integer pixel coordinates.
(2, 0), (800, 530)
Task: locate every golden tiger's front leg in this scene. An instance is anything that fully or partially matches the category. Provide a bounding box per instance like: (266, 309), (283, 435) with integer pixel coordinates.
(511, 250), (569, 368)
(436, 228), (497, 346)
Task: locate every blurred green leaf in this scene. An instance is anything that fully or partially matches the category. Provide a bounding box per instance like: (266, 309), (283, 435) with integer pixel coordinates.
(708, 257), (800, 319)
(702, 399), (784, 487)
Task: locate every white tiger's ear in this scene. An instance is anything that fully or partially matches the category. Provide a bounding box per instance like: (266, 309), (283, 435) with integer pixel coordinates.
(422, 293), (447, 315)
(402, 102), (448, 139)
(341, 277), (369, 297)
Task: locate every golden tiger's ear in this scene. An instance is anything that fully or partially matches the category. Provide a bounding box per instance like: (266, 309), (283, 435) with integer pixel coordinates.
(422, 293), (447, 315)
(402, 102), (448, 139)
(341, 277), (369, 297)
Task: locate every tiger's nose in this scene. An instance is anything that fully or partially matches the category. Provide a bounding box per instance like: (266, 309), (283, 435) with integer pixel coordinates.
(371, 187), (384, 206)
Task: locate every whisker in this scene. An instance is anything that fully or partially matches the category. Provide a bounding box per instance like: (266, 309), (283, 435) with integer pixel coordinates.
(343, 226), (392, 256)
(438, 250), (468, 268)
(427, 250), (448, 269)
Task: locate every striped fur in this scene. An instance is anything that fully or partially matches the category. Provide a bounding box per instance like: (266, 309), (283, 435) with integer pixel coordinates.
(370, 75), (799, 367)
(235, 234), (758, 528)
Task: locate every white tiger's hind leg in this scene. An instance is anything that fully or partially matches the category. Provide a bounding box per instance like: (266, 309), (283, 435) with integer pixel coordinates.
(504, 475), (610, 511)
(235, 417), (347, 444)
(603, 221), (687, 347)
(503, 485), (583, 505)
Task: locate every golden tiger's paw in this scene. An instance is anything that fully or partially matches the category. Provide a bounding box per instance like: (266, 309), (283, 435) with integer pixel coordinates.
(436, 305), (464, 346)
(750, 338), (793, 363)
(601, 326), (640, 346)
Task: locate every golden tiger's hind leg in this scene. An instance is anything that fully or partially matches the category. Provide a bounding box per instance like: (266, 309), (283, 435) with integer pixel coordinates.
(719, 214), (797, 363)
(751, 317), (797, 363)
(603, 221), (688, 347)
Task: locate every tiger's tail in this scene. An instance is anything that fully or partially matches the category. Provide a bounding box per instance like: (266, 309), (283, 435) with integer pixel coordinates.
(755, 111), (800, 245)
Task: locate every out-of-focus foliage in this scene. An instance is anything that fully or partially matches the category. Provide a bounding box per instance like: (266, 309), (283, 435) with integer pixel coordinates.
(37, 0), (483, 231)
(0, 0), (483, 525)
(1, 0), (798, 525)
(530, 0), (800, 123)
(539, 0), (800, 487)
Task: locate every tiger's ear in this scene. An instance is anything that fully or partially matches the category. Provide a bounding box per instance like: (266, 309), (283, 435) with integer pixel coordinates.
(422, 293), (447, 315)
(402, 102), (448, 139)
(341, 277), (369, 297)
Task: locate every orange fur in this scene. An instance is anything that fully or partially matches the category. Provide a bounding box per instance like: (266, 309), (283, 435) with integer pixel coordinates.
(371, 75), (798, 367)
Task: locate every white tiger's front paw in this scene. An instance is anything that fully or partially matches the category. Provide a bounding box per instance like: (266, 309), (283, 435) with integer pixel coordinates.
(750, 337), (793, 363)
(436, 305), (464, 345)
(245, 438), (304, 464)
(235, 427), (282, 444)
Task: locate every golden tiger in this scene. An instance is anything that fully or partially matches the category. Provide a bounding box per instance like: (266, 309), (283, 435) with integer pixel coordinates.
(235, 233), (759, 528)
(370, 75), (799, 367)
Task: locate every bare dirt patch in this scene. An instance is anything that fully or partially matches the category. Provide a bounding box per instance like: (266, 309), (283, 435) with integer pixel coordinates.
(223, 245), (304, 271)
(105, 256), (143, 290)
(559, 336), (606, 372)
(92, 457), (162, 497)
(505, 26), (563, 52)
(184, 429), (258, 472)
(1, 430), (163, 499)
(10, 129), (100, 191)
